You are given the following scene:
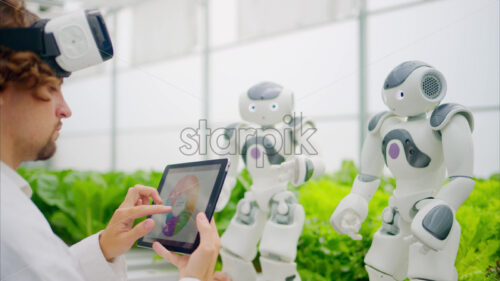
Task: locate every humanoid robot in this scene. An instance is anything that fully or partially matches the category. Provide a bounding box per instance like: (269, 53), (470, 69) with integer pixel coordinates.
(215, 82), (325, 281)
(330, 61), (475, 281)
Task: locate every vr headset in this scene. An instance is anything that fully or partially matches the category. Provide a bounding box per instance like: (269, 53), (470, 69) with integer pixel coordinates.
(0, 9), (113, 77)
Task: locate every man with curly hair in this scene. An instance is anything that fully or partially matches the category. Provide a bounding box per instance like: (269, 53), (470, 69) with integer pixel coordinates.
(0, 1), (228, 281)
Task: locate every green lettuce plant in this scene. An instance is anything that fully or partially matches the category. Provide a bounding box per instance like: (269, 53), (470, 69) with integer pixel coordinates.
(295, 162), (500, 281)
(17, 162), (499, 280)
(17, 168), (162, 244)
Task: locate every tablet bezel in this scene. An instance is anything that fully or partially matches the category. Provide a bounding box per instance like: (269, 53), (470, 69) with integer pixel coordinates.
(137, 158), (229, 254)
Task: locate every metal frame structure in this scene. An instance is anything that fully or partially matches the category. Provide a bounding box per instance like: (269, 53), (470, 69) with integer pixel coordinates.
(102, 0), (500, 170)
(26, 0), (498, 171)
(358, 0), (368, 162)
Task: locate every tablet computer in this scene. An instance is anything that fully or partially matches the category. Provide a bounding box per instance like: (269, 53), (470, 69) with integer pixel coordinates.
(137, 158), (229, 254)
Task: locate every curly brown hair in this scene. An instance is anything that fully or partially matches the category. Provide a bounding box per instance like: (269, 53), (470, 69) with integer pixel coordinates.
(0, 0), (60, 94)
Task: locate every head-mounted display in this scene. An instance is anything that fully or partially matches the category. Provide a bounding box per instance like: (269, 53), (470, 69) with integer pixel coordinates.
(0, 9), (113, 77)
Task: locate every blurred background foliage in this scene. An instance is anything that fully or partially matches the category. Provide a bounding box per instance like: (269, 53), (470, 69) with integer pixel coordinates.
(18, 161), (500, 281)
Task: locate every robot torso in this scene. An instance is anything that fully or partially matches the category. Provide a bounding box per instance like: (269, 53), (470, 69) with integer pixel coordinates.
(378, 113), (446, 221)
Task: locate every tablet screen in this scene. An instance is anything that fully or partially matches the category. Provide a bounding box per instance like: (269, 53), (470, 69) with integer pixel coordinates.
(141, 163), (221, 248)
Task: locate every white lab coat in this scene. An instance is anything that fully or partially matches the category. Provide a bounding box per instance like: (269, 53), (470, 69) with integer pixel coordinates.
(0, 162), (198, 281)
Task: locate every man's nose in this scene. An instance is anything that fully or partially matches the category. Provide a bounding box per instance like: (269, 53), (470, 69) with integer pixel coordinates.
(57, 97), (72, 118)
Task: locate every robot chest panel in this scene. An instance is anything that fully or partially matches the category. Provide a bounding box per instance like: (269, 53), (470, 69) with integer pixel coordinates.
(240, 127), (288, 169)
(380, 119), (443, 175)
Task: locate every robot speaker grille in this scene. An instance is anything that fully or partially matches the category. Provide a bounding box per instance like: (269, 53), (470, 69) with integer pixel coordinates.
(421, 74), (441, 99)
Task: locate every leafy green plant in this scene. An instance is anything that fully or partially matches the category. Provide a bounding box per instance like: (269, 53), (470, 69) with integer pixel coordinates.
(295, 161), (500, 281)
(455, 177), (500, 280)
(296, 162), (390, 281)
(213, 168), (252, 235)
(485, 260), (500, 281)
(18, 161), (500, 280)
(17, 168), (162, 244)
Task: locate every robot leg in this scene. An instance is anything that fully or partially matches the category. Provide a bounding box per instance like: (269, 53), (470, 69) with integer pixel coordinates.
(259, 191), (305, 281)
(407, 220), (460, 281)
(366, 266), (398, 281)
(220, 249), (258, 281)
(260, 257), (301, 281)
(220, 196), (267, 281)
(364, 208), (410, 281)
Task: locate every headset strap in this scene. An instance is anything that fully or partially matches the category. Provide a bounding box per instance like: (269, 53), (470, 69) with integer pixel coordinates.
(0, 23), (60, 58)
(0, 28), (45, 53)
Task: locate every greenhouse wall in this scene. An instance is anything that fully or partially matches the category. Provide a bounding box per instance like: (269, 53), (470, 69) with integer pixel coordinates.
(43, 0), (499, 178)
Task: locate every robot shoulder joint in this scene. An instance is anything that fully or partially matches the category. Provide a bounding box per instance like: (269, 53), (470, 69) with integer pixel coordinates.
(430, 103), (474, 132)
(368, 111), (394, 134)
(224, 122), (246, 141)
(286, 116), (315, 131)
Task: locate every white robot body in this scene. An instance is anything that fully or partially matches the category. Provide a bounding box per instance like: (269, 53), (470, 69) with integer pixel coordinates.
(221, 198), (267, 261)
(330, 61), (475, 281)
(260, 256), (301, 281)
(220, 249), (258, 281)
(217, 82), (324, 281)
(379, 115), (446, 222)
(259, 191), (305, 262)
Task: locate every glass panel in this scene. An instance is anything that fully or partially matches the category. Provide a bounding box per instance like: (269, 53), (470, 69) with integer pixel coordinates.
(367, 0), (499, 112)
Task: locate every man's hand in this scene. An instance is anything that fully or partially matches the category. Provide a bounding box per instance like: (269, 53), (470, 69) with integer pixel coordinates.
(99, 185), (172, 261)
(153, 212), (221, 281)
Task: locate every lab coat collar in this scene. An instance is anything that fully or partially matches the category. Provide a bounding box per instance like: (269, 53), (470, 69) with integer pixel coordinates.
(1, 161), (32, 198)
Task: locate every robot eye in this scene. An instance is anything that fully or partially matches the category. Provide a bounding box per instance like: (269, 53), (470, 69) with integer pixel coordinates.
(269, 103), (279, 111)
(249, 104), (256, 112)
(396, 90), (405, 100)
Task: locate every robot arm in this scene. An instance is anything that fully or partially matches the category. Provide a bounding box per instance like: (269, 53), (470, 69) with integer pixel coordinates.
(411, 108), (475, 250)
(280, 118), (325, 186)
(355, 123), (386, 200)
(436, 112), (475, 210)
(330, 114), (386, 240)
(215, 123), (243, 212)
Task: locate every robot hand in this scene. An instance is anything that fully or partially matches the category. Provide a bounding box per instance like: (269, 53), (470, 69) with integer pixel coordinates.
(277, 158), (299, 184)
(277, 156), (318, 186)
(410, 198), (455, 251)
(329, 193), (368, 240)
(215, 177), (237, 212)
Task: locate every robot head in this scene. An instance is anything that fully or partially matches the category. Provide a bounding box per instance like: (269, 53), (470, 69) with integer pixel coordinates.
(239, 81), (294, 126)
(381, 61), (447, 117)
